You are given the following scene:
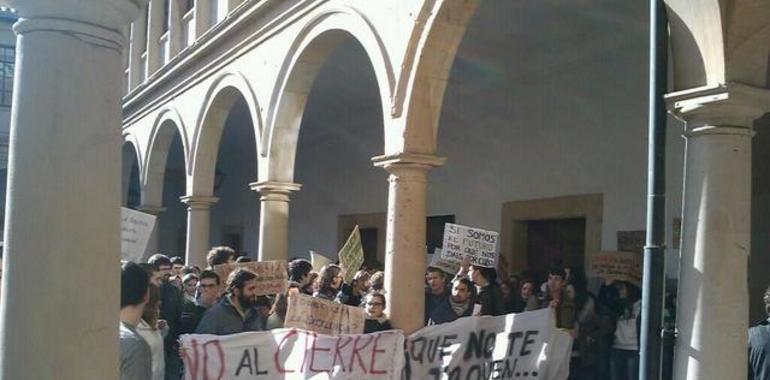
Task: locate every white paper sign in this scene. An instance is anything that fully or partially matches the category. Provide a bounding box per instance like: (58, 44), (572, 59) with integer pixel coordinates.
(120, 207), (157, 262)
(429, 249), (461, 275)
(310, 250), (332, 272)
(180, 328), (404, 380)
(441, 223), (500, 268)
(403, 308), (572, 380)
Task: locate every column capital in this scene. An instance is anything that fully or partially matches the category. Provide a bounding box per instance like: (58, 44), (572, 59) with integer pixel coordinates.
(665, 82), (770, 129)
(249, 181), (302, 202)
(137, 205), (166, 215)
(371, 152), (447, 172)
(179, 195), (219, 209)
(8, 0), (146, 33)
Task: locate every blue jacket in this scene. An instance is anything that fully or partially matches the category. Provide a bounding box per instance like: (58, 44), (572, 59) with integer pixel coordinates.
(195, 296), (265, 335)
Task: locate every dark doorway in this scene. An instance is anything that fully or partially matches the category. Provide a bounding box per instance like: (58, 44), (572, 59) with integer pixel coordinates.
(525, 218), (586, 284)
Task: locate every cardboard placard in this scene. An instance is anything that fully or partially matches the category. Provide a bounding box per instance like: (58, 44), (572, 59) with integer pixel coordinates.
(213, 260), (288, 296)
(590, 251), (642, 286)
(338, 226), (364, 283)
(284, 293), (365, 335)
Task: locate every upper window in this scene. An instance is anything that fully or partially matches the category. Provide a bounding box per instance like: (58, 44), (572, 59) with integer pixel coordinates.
(0, 45), (14, 108)
(184, 0), (195, 14)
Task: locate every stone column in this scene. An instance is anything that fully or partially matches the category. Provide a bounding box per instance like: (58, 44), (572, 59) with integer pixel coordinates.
(667, 83), (770, 380)
(138, 205), (166, 258)
(0, 1), (143, 379)
(373, 153), (445, 334)
(250, 181), (301, 262)
(180, 195), (218, 268)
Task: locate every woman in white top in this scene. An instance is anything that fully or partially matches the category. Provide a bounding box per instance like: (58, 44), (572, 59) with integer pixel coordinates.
(136, 284), (168, 380)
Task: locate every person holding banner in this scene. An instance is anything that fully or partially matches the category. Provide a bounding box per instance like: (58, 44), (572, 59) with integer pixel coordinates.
(314, 264), (344, 301)
(195, 268), (265, 335)
(363, 292), (393, 333)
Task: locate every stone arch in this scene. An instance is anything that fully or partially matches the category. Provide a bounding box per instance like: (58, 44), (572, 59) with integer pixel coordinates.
(262, 6), (395, 181)
(189, 70), (263, 196)
(143, 107), (190, 207)
(121, 134), (142, 207)
(392, 0), (481, 155)
(723, 0), (770, 87)
(664, 0), (723, 90)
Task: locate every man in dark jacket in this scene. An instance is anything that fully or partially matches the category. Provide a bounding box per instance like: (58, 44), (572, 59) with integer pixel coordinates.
(196, 268), (265, 335)
(427, 277), (475, 325)
(148, 254), (185, 380)
(180, 270), (220, 334)
(425, 267), (451, 324)
(749, 284), (770, 380)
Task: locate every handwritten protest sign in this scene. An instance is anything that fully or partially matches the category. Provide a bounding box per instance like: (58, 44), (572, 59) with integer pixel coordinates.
(338, 226), (364, 283)
(180, 328), (404, 380)
(120, 207), (157, 262)
(213, 260), (288, 296)
(310, 250), (332, 272)
(590, 251), (642, 286)
(429, 249), (461, 275)
(181, 308), (572, 380)
(285, 293), (365, 335)
(441, 223), (499, 268)
(404, 308), (572, 380)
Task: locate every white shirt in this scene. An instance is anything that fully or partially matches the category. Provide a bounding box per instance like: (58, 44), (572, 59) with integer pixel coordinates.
(136, 319), (165, 380)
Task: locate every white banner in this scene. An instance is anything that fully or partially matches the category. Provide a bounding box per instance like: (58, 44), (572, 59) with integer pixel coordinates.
(180, 328), (404, 380)
(441, 223), (499, 268)
(403, 308), (572, 380)
(120, 207), (157, 262)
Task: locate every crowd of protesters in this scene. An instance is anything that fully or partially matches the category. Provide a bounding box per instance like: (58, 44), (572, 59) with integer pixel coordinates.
(119, 246), (391, 380)
(119, 244), (681, 380)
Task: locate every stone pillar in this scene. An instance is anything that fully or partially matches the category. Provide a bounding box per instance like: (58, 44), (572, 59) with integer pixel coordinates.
(251, 181), (301, 262)
(138, 205), (166, 258)
(180, 195), (218, 268)
(0, 1), (142, 379)
(667, 83), (770, 380)
(373, 153), (445, 334)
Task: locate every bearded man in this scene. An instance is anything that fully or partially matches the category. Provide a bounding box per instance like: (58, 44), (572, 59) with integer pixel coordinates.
(195, 268), (265, 334)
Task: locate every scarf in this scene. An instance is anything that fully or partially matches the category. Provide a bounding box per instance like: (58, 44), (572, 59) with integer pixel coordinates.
(449, 297), (470, 316)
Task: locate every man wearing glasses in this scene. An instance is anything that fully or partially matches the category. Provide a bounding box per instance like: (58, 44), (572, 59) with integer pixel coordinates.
(179, 270), (220, 334)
